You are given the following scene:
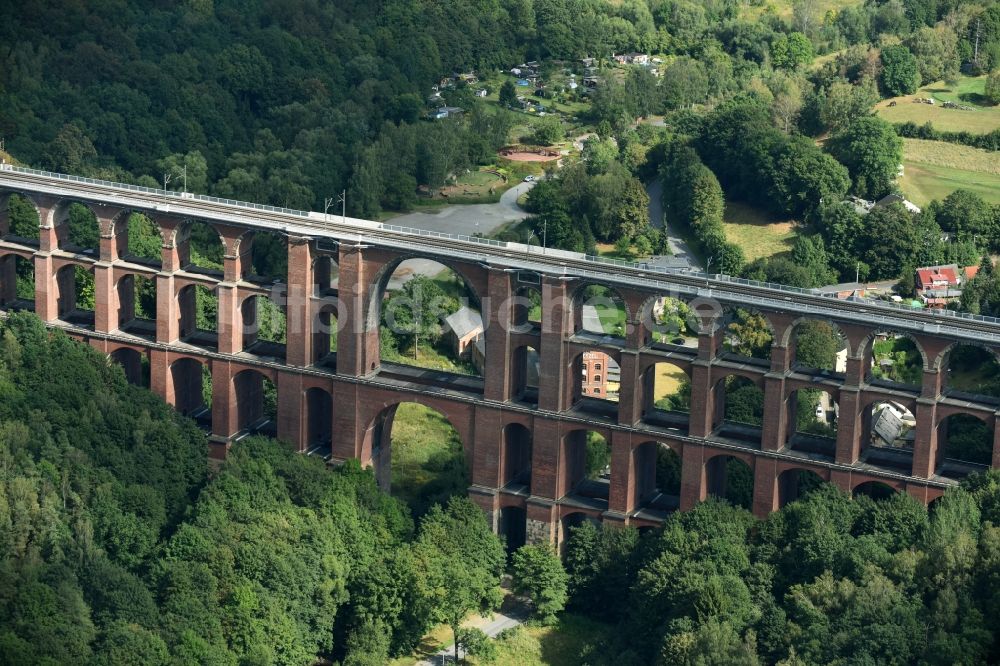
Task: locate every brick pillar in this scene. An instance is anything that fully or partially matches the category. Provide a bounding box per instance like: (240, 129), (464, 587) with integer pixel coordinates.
(468, 489), (500, 532)
(330, 382), (362, 462)
(617, 351), (641, 426)
(36, 198), (62, 254)
(335, 245), (366, 377)
(93, 264), (115, 333)
(156, 275), (178, 343)
(471, 406), (503, 488)
(526, 499), (558, 546)
(538, 276), (570, 412)
(761, 343), (791, 452)
(679, 442), (706, 510)
(211, 361), (236, 439)
(688, 324), (720, 438)
(33, 254), (56, 322)
(531, 418), (561, 500)
(993, 412), (1000, 470)
(285, 237), (313, 367)
(607, 430), (634, 517)
(484, 269), (513, 401)
(275, 371), (304, 449)
(148, 348), (170, 405)
(752, 457), (778, 518)
(828, 469), (853, 495)
(216, 284), (240, 354)
(835, 351), (866, 465)
(0, 255), (15, 305)
(688, 361), (714, 437)
(912, 369), (942, 478)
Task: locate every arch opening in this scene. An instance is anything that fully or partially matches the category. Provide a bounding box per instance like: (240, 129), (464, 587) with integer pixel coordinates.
(498, 506), (527, 554)
(314, 255), (339, 295)
(109, 348), (149, 388)
(943, 344), (1000, 403)
(61, 203), (100, 254)
(116, 274), (157, 336)
(560, 430), (610, 505)
(248, 230), (288, 284)
(4, 194), (40, 243)
(705, 455), (753, 510)
(570, 349), (620, 418)
(379, 260), (483, 376)
(776, 469), (824, 508)
(937, 413), (992, 474)
(0, 255), (34, 309)
(502, 423), (532, 492)
(862, 399), (916, 474)
(641, 361), (690, 432)
(56, 264), (95, 325)
(853, 480), (898, 500)
(575, 285), (626, 338)
(632, 441), (681, 515)
(511, 345), (539, 405)
(560, 511), (601, 546)
(240, 293), (287, 360)
(513, 285), (541, 329)
(313, 303), (339, 370)
(792, 320), (846, 374)
(712, 375), (764, 444)
(371, 402), (468, 518)
(177, 284), (218, 348)
(232, 369), (278, 438)
(866, 331), (924, 388)
(304, 387), (333, 457)
(125, 213), (163, 265)
(178, 221), (225, 273)
(648, 295), (699, 346)
(722, 307), (772, 364)
(786, 388), (838, 457)
(169, 358), (212, 430)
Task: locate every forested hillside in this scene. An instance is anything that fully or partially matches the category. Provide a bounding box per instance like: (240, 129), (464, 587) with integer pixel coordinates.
(0, 313), (504, 665)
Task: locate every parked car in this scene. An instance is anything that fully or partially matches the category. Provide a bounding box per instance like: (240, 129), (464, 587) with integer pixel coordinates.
(523, 175), (535, 182)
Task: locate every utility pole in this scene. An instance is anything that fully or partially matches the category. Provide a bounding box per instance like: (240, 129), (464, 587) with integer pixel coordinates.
(181, 163), (188, 194)
(542, 219), (547, 254)
(336, 190), (346, 223)
(323, 197), (334, 222)
(974, 18), (982, 67)
(163, 172), (172, 192)
(856, 262), (860, 285)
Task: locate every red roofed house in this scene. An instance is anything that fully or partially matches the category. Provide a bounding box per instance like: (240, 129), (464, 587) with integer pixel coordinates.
(915, 264), (980, 308)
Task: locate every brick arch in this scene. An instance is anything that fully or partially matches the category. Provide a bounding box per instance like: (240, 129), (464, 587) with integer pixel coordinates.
(933, 340), (1000, 372)
(858, 329), (930, 372)
(703, 447), (755, 469)
(636, 290), (707, 340)
(362, 397), (472, 491)
(364, 254), (488, 332)
(570, 281), (632, 332)
(0, 190), (42, 240)
(779, 316), (851, 355)
(852, 478), (904, 496)
(773, 466), (829, 509)
(169, 218), (227, 262)
(935, 404), (995, 425)
(713, 367), (765, 387)
(637, 354), (693, 380)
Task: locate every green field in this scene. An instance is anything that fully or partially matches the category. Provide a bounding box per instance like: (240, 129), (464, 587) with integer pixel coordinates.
(722, 200), (798, 261)
(876, 75), (1000, 134)
(899, 138), (1000, 206)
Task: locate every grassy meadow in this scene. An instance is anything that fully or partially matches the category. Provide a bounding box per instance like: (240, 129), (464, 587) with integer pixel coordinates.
(722, 200), (798, 261)
(876, 75), (1000, 134)
(899, 138), (1000, 206)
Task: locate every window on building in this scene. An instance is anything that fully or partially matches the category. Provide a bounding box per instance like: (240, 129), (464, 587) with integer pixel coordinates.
(595, 363), (602, 370)
(594, 388), (601, 394)
(594, 375), (601, 382)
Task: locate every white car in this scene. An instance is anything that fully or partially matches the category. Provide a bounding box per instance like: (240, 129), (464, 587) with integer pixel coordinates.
(523, 175), (535, 182)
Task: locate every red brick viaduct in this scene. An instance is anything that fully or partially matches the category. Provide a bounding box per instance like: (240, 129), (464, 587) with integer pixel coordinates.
(0, 167), (997, 547)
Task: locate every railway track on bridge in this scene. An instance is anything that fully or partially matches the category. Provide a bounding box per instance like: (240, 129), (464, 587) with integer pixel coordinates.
(4, 165), (1000, 343)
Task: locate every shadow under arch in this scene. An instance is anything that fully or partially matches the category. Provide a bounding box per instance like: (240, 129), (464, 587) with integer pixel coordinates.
(367, 400), (468, 517)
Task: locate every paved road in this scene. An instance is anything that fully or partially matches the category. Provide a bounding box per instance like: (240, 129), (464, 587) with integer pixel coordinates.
(645, 179), (701, 271)
(383, 181), (536, 289)
(415, 611), (522, 666)
(387, 180), (535, 237)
